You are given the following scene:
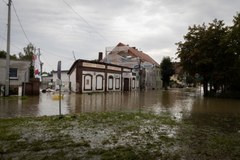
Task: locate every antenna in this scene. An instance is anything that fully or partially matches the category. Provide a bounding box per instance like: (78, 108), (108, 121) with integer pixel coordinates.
(72, 51), (76, 61)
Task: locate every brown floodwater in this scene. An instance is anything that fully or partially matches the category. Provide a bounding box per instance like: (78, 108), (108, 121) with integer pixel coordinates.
(0, 88), (240, 118)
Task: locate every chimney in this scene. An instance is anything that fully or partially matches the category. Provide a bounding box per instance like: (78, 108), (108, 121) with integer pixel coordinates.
(98, 52), (103, 61)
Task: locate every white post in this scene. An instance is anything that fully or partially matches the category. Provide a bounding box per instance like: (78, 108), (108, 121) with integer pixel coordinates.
(5, 0), (12, 96)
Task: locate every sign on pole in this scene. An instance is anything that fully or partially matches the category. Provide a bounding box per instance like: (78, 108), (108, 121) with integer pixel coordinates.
(57, 61), (62, 117)
(57, 61), (61, 80)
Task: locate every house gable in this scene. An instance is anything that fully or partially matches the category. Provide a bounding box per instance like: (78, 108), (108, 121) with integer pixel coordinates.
(108, 42), (159, 66)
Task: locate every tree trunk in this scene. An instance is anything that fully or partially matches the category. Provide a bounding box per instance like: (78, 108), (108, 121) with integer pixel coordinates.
(163, 81), (168, 90)
(203, 81), (208, 97)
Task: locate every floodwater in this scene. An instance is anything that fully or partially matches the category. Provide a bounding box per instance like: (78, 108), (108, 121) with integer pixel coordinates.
(0, 88), (240, 118)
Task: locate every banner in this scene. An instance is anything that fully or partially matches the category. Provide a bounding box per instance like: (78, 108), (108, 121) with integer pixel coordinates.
(33, 54), (41, 80)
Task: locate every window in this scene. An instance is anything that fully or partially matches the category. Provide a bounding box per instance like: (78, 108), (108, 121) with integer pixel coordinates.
(132, 78), (135, 89)
(96, 75), (103, 90)
(84, 74), (92, 91)
(115, 78), (120, 90)
(9, 68), (18, 80)
(108, 76), (113, 90)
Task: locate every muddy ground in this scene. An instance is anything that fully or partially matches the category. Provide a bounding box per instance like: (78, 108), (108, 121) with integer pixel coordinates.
(0, 112), (240, 159)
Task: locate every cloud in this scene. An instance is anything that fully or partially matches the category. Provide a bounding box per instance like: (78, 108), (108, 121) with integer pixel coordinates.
(0, 0), (239, 71)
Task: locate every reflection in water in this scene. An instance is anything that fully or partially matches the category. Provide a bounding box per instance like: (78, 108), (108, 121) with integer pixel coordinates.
(67, 92), (141, 114)
(0, 88), (240, 118)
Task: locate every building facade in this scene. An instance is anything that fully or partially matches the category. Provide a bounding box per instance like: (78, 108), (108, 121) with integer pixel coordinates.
(0, 58), (30, 95)
(103, 42), (162, 90)
(68, 59), (137, 93)
(41, 72), (53, 89)
(52, 70), (70, 92)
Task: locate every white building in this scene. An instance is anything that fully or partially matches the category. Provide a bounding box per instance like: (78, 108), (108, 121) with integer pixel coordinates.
(0, 58), (30, 95)
(68, 59), (137, 93)
(103, 42), (162, 90)
(52, 70), (70, 92)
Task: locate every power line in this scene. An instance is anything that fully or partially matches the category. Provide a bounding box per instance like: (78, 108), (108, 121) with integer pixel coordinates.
(62, 0), (109, 42)
(0, 34), (22, 52)
(0, 24), (7, 49)
(12, 1), (31, 44)
(41, 49), (75, 71)
(41, 48), (73, 61)
(1, 0), (7, 5)
(41, 54), (55, 71)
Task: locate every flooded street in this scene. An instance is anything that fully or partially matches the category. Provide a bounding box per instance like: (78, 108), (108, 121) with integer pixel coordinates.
(1, 88), (240, 159)
(1, 88), (240, 118)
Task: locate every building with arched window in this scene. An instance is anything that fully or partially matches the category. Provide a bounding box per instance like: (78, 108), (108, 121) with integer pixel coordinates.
(68, 59), (137, 93)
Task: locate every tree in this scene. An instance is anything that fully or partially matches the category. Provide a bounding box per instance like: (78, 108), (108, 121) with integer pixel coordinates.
(228, 13), (240, 57)
(226, 13), (240, 91)
(176, 19), (230, 96)
(0, 50), (6, 58)
(160, 57), (175, 90)
(19, 43), (36, 78)
(0, 50), (18, 60)
(18, 43), (35, 61)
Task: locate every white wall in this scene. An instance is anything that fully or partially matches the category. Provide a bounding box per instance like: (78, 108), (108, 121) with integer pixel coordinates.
(0, 59), (30, 86)
(53, 71), (70, 91)
(81, 71), (125, 93)
(69, 68), (77, 92)
(131, 77), (137, 90)
(107, 73), (122, 91)
(82, 71), (105, 93)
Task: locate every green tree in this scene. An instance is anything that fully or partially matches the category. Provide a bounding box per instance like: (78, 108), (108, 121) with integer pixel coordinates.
(228, 13), (240, 56)
(160, 57), (175, 90)
(176, 19), (230, 96)
(18, 43), (35, 61)
(0, 50), (18, 60)
(0, 50), (6, 58)
(227, 13), (240, 91)
(19, 43), (36, 78)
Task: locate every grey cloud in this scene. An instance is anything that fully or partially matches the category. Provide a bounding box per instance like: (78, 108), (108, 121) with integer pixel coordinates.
(1, 0), (240, 71)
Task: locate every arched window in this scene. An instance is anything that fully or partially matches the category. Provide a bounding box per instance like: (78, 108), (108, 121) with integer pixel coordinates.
(108, 76), (113, 90)
(115, 78), (120, 90)
(96, 75), (104, 90)
(132, 78), (135, 89)
(84, 74), (92, 91)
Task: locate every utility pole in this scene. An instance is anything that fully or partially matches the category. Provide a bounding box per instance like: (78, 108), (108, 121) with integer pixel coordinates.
(38, 48), (43, 81)
(5, 0), (12, 96)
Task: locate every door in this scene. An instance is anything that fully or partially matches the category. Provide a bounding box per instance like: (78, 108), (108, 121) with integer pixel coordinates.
(124, 78), (129, 91)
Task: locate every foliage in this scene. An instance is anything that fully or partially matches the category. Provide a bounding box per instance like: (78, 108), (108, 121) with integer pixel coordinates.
(18, 43), (36, 78)
(228, 13), (240, 56)
(18, 43), (35, 62)
(186, 74), (195, 85)
(1, 43), (36, 80)
(176, 14), (240, 97)
(226, 13), (240, 91)
(0, 50), (18, 60)
(0, 43), (36, 79)
(160, 57), (175, 90)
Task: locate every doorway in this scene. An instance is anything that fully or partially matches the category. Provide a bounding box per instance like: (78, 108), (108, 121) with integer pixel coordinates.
(124, 78), (129, 91)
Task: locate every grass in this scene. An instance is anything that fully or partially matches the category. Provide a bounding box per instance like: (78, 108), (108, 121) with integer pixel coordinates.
(0, 112), (240, 159)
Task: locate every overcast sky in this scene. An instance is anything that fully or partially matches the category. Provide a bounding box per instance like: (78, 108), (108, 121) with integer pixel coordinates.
(0, 0), (239, 72)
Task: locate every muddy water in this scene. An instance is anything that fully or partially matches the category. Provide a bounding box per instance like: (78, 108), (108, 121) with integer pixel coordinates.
(0, 88), (240, 118)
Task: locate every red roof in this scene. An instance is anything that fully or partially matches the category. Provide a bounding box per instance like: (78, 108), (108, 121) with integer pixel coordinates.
(116, 42), (159, 66)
